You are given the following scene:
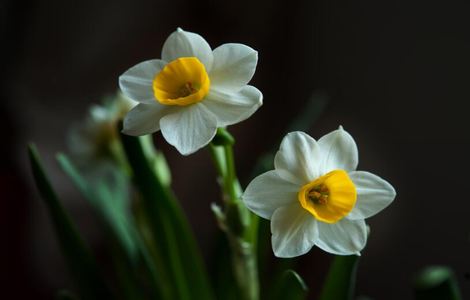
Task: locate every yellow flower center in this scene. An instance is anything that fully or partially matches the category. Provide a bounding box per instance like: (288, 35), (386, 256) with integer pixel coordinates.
(298, 170), (357, 224)
(153, 57), (210, 106)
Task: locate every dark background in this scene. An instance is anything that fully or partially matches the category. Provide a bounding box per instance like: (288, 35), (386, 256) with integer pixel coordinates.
(2, 0), (470, 299)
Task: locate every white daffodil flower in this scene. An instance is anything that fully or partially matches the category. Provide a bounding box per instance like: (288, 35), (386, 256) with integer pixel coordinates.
(119, 28), (263, 155)
(68, 92), (136, 163)
(242, 128), (396, 257)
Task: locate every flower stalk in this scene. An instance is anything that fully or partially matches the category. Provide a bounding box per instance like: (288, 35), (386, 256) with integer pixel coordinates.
(209, 128), (259, 300)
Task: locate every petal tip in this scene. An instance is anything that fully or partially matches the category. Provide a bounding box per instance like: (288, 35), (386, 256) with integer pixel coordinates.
(272, 251), (285, 258)
(256, 91), (263, 106)
(286, 131), (308, 139)
(174, 144), (203, 156)
(121, 128), (138, 136)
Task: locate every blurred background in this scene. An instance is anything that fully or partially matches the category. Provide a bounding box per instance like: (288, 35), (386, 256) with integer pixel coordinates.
(2, 0), (470, 299)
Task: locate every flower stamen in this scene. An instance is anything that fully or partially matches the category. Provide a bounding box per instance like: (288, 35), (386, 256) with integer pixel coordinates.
(307, 186), (329, 205)
(179, 82), (198, 97)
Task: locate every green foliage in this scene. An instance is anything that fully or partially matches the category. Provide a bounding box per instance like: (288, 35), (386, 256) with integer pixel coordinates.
(57, 154), (156, 299)
(319, 255), (359, 300)
(274, 270), (308, 300)
(57, 154), (138, 260)
(28, 144), (113, 299)
(413, 266), (462, 300)
(120, 133), (214, 300)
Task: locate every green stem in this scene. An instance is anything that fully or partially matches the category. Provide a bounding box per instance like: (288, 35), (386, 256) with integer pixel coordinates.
(223, 145), (238, 203)
(209, 132), (260, 300)
(209, 143), (226, 179)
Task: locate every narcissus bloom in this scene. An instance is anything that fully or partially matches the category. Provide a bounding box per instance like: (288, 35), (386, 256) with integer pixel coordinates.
(119, 28), (262, 155)
(242, 128), (396, 257)
(68, 92), (136, 164)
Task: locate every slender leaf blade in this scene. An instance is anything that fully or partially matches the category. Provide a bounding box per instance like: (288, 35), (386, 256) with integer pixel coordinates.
(413, 266), (462, 300)
(274, 270), (308, 300)
(28, 144), (113, 299)
(58, 154), (155, 298)
(319, 255), (359, 300)
(120, 133), (214, 300)
(57, 154), (138, 260)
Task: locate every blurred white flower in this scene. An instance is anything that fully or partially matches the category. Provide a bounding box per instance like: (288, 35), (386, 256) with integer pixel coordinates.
(242, 128), (396, 257)
(119, 28), (263, 155)
(67, 92), (136, 165)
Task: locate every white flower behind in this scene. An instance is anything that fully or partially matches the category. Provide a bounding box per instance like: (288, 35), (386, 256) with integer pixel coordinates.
(242, 127), (396, 257)
(119, 28), (263, 155)
(68, 92), (136, 164)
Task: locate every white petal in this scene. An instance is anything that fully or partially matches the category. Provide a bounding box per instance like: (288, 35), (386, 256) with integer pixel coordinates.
(315, 218), (367, 255)
(271, 203), (318, 258)
(122, 103), (177, 136)
(119, 59), (166, 104)
(161, 28), (213, 71)
(202, 85), (262, 127)
(242, 170), (300, 219)
(160, 104), (217, 155)
(274, 131), (321, 185)
(317, 126), (359, 173)
(347, 171), (396, 220)
(209, 43), (258, 92)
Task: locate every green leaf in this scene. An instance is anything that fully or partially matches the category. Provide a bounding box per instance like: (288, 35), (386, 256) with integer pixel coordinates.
(28, 144), (113, 299)
(61, 154), (170, 298)
(319, 255), (359, 300)
(110, 237), (146, 300)
(58, 154), (149, 296)
(274, 270), (308, 300)
(57, 154), (138, 260)
(211, 232), (239, 300)
(120, 133), (214, 300)
(413, 266), (462, 300)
